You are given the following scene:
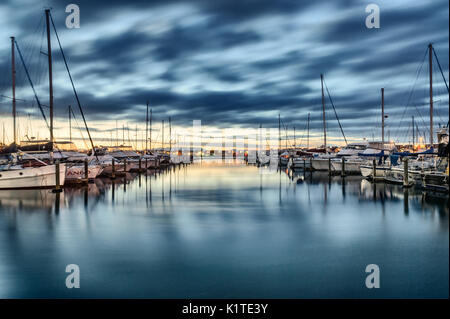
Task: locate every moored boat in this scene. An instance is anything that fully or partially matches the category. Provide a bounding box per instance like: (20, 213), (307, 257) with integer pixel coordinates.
(65, 164), (102, 184)
(0, 163), (66, 189)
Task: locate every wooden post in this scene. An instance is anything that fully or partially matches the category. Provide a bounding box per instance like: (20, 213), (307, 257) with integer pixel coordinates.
(373, 159), (377, 180)
(145, 157), (148, 170)
(303, 158), (306, 171)
(403, 158), (409, 187)
(111, 158), (116, 179)
(52, 160), (62, 193)
(341, 157), (345, 177)
(123, 158), (127, 172)
(84, 158), (88, 184)
(139, 156), (142, 172)
(328, 158), (331, 176)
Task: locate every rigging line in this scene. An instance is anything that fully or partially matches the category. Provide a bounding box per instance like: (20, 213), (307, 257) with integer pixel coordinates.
(70, 106), (89, 150)
(393, 47), (428, 141)
(14, 39), (49, 131)
(432, 49), (449, 128)
(49, 12), (98, 159)
(432, 48), (449, 93)
(323, 79), (347, 145)
(297, 118), (309, 148)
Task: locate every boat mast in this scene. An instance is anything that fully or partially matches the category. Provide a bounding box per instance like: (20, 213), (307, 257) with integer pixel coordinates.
(11, 37), (16, 145)
(149, 109), (152, 151)
(381, 88), (384, 145)
(259, 123), (262, 154)
(115, 120), (118, 146)
(412, 116), (415, 148)
(285, 125), (288, 149)
(307, 112), (310, 149)
(428, 43), (433, 147)
(169, 116), (172, 154)
(68, 105), (72, 143)
(162, 120), (164, 151)
(320, 74), (326, 150)
(293, 126), (296, 148)
(45, 9), (54, 146)
(278, 113), (281, 153)
(145, 100), (149, 152)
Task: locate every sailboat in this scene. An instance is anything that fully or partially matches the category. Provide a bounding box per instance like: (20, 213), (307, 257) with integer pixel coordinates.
(310, 74), (339, 171)
(0, 160), (66, 189)
(367, 44), (449, 187)
(0, 24), (67, 189)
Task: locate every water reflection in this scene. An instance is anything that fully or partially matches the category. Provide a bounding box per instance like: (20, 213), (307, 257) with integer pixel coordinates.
(0, 163), (448, 298)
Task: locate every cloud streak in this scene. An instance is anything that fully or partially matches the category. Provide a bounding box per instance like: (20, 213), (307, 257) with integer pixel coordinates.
(0, 0), (448, 146)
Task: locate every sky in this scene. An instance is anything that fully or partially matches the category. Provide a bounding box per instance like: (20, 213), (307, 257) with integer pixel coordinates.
(0, 0), (448, 149)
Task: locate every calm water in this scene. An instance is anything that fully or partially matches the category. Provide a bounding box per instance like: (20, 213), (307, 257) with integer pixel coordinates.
(0, 162), (448, 298)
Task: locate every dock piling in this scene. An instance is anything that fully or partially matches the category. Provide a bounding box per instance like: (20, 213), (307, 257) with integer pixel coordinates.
(403, 158), (410, 187)
(111, 158), (116, 179)
(372, 159), (376, 180)
(84, 158), (89, 184)
(52, 160), (62, 193)
(341, 157), (346, 177)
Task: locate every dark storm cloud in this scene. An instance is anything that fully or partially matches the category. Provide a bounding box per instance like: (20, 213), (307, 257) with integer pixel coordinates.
(0, 0), (448, 144)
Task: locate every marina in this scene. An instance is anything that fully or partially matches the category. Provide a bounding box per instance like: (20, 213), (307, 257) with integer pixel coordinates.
(0, 2), (448, 301)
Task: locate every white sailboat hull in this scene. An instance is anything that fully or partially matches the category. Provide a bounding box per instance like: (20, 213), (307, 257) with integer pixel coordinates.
(65, 164), (102, 183)
(360, 165), (390, 179)
(289, 157), (311, 169)
(311, 158), (334, 171)
(0, 164), (66, 189)
(331, 160), (361, 173)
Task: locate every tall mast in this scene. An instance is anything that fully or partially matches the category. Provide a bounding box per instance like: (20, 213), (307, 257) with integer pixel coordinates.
(162, 120), (165, 151)
(320, 74), (326, 150)
(122, 124), (124, 145)
(285, 126), (288, 149)
(259, 123), (262, 154)
(278, 113), (281, 153)
(381, 88), (384, 145)
(293, 126), (296, 148)
(68, 105), (72, 143)
(169, 116), (172, 153)
(115, 120), (118, 146)
(428, 43), (433, 147)
(45, 9), (54, 145)
(11, 37), (17, 145)
(149, 109), (152, 150)
(145, 100), (149, 152)
(412, 116), (415, 148)
(307, 112), (310, 149)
